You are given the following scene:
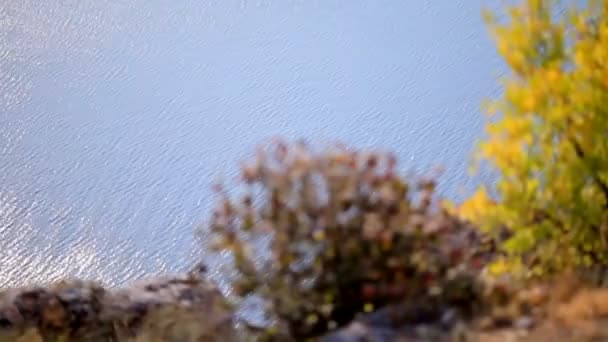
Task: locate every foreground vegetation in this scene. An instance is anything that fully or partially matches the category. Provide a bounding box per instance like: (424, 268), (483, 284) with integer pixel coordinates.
(203, 0), (608, 340)
(208, 141), (491, 339)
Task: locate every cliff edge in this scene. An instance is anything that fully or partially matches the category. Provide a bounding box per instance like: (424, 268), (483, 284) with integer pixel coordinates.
(0, 265), (233, 342)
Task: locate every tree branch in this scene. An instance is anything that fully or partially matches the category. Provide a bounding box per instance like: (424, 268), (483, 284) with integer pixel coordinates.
(569, 137), (608, 209)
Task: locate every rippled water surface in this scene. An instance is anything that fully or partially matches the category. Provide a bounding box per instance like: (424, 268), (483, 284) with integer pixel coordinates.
(0, 1), (503, 287)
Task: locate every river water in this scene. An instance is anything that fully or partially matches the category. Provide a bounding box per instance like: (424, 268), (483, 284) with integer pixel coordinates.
(0, 1), (503, 287)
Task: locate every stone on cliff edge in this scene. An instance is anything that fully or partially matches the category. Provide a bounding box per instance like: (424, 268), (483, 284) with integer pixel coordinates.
(0, 266), (234, 341)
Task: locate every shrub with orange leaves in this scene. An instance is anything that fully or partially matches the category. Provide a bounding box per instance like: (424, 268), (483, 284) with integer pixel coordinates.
(206, 140), (489, 339)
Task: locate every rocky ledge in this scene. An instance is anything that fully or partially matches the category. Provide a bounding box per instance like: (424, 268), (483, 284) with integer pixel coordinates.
(323, 279), (608, 342)
(0, 264), (234, 342)
(4, 265), (608, 341)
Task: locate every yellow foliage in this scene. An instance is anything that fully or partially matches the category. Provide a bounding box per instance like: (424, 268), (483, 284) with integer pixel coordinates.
(459, 187), (492, 224)
(462, 0), (608, 276)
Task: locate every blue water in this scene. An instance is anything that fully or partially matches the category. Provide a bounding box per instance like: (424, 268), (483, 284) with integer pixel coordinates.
(0, 0), (503, 287)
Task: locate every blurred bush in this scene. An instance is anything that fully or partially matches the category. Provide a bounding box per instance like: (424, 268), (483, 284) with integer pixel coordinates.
(206, 140), (490, 339)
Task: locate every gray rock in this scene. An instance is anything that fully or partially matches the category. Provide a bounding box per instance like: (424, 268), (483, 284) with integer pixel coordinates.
(0, 269), (234, 341)
(513, 316), (535, 330)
